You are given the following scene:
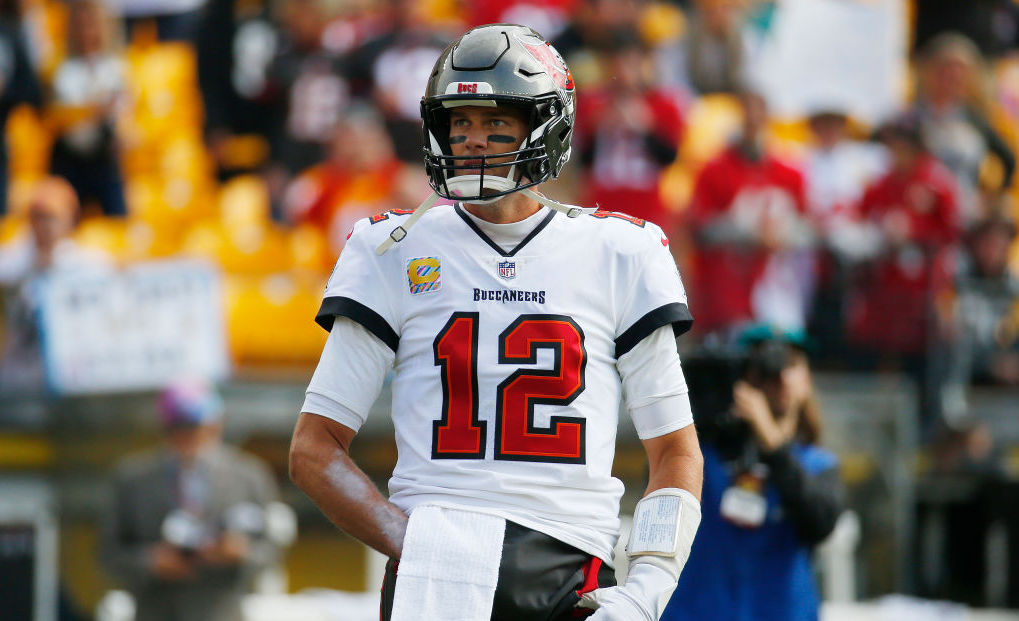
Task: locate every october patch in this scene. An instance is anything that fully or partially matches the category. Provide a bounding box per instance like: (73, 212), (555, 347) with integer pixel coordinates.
(408, 257), (441, 295)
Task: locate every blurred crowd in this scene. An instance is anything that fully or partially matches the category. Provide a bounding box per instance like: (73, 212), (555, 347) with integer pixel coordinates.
(0, 0), (1018, 435)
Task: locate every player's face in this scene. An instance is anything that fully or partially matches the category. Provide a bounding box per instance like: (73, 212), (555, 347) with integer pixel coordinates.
(448, 105), (529, 179)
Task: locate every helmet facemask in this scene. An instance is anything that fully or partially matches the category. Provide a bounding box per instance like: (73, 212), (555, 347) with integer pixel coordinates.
(422, 94), (571, 204)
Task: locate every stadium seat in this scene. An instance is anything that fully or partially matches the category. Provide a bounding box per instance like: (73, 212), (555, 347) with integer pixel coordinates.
(0, 214), (26, 244)
(658, 162), (693, 213)
(181, 220), (290, 275)
(680, 94), (742, 166)
(289, 224), (333, 274)
(219, 175), (272, 228)
(5, 106), (52, 179)
(223, 274), (327, 364)
(766, 117), (811, 161)
(73, 217), (158, 262)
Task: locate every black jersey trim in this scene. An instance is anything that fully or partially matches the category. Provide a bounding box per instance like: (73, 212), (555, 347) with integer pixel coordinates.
(454, 203), (557, 257)
(316, 296), (399, 352)
(614, 302), (694, 358)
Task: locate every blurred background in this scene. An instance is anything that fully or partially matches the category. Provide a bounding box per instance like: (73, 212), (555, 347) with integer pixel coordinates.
(1, 0), (1019, 619)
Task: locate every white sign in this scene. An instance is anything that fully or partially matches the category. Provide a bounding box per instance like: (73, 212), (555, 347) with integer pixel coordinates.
(36, 260), (229, 395)
(749, 0), (907, 124)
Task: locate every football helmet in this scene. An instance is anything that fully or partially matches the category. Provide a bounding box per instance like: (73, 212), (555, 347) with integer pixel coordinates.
(421, 24), (577, 204)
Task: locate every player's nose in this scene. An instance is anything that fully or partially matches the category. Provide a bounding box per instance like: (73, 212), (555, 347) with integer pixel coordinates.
(463, 126), (489, 151)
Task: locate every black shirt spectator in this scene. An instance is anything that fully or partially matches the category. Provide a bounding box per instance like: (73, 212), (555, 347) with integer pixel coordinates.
(0, 0), (42, 215)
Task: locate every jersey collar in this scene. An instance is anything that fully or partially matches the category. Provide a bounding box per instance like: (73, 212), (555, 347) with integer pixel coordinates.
(453, 202), (557, 257)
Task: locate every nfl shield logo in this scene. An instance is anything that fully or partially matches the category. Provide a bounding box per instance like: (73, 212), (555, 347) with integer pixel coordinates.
(498, 260), (516, 280)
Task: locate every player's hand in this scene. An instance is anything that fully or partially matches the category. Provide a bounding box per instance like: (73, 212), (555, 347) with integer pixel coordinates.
(576, 560), (677, 620)
(577, 586), (650, 620)
(199, 532), (250, 566)
(150, 543), (194, 581)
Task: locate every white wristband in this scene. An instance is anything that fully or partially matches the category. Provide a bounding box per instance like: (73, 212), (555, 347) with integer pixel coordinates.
(626, 488), (701, 580)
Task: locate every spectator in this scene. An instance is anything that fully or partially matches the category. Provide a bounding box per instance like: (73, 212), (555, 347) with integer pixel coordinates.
(283, 106), (405, 252)
(197, 0), (281, 177)
(801, 108), (887, 358)
(846, 116), (960, 357)
(663, 330), (844, 621)
(682, 0), (746, 95)
(262, 0), (349, 213)
(573, 31), (685, 228)
(685, 89), (811, 338)
(0, 176), (110, 393)
(914, 0), (1019, 60)
(945, 214), (1019, 399)
(552, 0), (640, 63)
(346, 0), (447, 162)
(912, 33), (1015, 225)
(0, 0), (42, 216)
(846, 115), (960, 431)
(101, 379), (284, 621)
(48, 0), (128, 217)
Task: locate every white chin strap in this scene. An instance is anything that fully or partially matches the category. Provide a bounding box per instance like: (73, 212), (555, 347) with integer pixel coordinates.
(375, 192), (440, 255)
(520, 189), (598, 219)
(375, 189), (597, 255)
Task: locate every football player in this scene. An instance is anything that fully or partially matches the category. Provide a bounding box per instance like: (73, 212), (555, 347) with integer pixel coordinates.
(289, 24), (703, 621)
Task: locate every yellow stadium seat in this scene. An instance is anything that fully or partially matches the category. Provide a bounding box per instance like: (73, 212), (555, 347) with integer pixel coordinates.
(639, 2), (686, 46)
(122, 42), (203, 142)
(73, 217), (130, 262)
(0, 215), (26, 244)
(680, 94), (742, 167)
(659, 162), (694, 214)
(218, 175), (271, 228)
(289, 224), (333, 274)
(217, 134), (270, 171)
(161, 135), (212, 182)
(224, 274), (327, 364)
(125, 175), (209, 245)
(6, 106), (52, 178)
(73, 217), (157, 262)
(181, 220), (291, 275)
(766, 118), (811, 161)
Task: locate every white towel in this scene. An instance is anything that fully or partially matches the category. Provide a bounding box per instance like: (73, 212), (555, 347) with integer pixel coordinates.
(391, 505), (506, 621)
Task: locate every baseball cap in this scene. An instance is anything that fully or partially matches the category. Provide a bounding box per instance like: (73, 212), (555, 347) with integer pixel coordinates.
(158, 379), (224, 428)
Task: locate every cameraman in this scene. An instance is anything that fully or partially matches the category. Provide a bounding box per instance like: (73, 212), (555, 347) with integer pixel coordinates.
(662, 330), (844, 621)
(100, 380), (282, 621)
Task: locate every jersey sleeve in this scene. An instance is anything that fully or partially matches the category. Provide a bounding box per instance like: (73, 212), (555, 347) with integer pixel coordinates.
(617, 324), (694, 439)
(315, 219), (401, 352)
(614, 221), (693, 359)
(303, 316), (395, 431)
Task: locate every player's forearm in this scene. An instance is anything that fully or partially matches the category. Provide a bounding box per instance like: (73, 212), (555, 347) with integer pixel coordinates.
(289, 417), (408, 558)
(643, 425), (703, 501)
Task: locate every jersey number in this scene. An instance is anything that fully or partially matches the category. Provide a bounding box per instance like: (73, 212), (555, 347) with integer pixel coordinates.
(432, 313), (587, 464)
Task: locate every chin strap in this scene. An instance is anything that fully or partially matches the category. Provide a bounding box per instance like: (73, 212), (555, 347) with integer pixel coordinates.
(376, 192), (440, 255)
(521, 189), (598, 218)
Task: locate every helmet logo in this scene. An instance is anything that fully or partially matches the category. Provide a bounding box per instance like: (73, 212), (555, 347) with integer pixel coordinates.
(522, 41), (575, 92)
(444, 81), (495, 95)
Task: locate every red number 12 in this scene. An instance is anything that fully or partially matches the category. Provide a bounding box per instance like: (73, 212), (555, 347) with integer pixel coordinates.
(432, 313), (587, 464)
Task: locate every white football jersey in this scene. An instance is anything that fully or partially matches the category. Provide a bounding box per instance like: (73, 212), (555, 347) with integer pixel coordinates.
(317, 203), (692, 561)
